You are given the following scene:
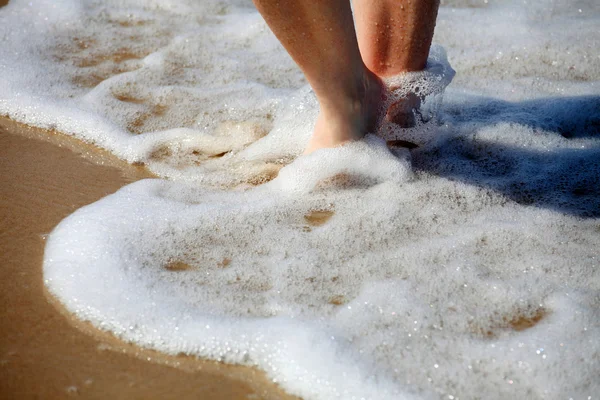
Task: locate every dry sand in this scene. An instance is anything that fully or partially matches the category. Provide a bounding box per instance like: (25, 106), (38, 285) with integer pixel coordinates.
(0, 117), (297, 400)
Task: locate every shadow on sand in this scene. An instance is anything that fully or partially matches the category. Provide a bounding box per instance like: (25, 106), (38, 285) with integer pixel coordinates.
(413, 95), (600, 218)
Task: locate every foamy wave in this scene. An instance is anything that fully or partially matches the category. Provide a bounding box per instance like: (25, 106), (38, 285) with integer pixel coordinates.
(2, 0), (598, 398)
(45, 142), (600, 398)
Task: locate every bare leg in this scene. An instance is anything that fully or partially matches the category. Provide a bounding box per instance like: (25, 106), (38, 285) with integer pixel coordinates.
(353, 0), (440, 77)
(253, 0), (384, 154)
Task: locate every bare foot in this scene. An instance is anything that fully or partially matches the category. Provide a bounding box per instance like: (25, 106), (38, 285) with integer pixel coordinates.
(304, 70), (384, 154)
(386, 91), (421, 128)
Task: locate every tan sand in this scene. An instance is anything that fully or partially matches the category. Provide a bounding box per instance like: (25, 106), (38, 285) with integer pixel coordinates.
(0, 117), (297, 400)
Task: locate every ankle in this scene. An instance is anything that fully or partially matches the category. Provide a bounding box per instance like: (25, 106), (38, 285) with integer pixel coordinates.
(316, 70), (382, 118)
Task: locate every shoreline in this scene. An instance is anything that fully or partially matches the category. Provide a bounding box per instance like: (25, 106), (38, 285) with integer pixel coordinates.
(0, 117), (296, 400)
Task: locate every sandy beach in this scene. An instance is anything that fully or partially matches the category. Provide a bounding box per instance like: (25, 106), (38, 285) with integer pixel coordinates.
(0, 117), (296, 399)
(2, 0), (599, 398)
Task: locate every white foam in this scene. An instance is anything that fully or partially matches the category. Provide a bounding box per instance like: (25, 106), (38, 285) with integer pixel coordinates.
(1, 0), (598, 398)
(44, 145), (600, 399)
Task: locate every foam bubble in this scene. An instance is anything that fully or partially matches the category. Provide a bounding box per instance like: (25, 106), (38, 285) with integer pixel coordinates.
(44, 144), (600, 398)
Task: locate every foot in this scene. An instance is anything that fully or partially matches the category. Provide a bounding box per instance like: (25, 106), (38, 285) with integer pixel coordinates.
(386, 91), (421, 128)
(304, 70), (384, 154)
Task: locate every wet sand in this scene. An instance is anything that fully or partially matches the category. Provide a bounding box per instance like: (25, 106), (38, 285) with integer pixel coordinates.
(0, 117), (296, 400)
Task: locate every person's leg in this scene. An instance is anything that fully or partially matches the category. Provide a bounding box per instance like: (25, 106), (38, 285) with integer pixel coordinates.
(352, 0), (440, 77)
(252, 0), (383, 154)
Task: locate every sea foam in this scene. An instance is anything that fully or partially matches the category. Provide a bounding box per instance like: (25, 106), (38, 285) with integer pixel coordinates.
(1, 0), (599, 399)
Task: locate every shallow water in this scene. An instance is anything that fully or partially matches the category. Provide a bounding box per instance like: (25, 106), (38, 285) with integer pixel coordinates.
(2, 0), (599, 399)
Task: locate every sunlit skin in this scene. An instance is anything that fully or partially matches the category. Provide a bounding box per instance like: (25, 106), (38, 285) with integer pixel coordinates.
(252, 0), (440, 154)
